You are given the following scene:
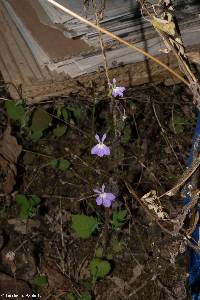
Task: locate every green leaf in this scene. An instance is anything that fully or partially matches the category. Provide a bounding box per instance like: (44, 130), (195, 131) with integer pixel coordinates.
(31, 130), (43, 141)
(72, 214), (98, 239)
(170, 115), (189, 134)
(33, 275), (48, 287)
(89, 258), (111, 279)
(58, 159), (70, 171)
(79, 292), (92, 300)
(115, 209), (127, 221)
(30, 195), (41, 206)
(95, 247), (103, 258)
(15, 194), (40, 219)
(68, 107), (81, 122)
(49, 159), (70, 171)
(62, 108), (69, 122)
(15, 194), (28, 205)
(67, 293), (77, 300)
(53, 125), (66, 137)
(31, 110), (52, 132)
(56, 105), (62, 118)
(15, 194), (30, 219)
(121, 125), (131, 144)
(20, 205), (30, 219)
(106, 253), (113, 260)
(112, 209), (127, 229)
(49, 159), (59, 169)
(5, 101), (25, 122)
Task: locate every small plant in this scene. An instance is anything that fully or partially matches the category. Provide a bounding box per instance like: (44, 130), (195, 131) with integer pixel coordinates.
(67, 292), (92, 300)
(56, 105), (68, 121)
(79, 292), (92, 300)
(111, 209), (128, 229)
(50, 158), (71, 171)
(33, 275), (48, 287)
(89, 258), (111, 280)
(15, 194), (41, 219)
(53, 125), (66, 137)
(95, 247), (103, 258)
(67, 106), (81, 122)
(170, 114), (190, 134)
(72, 214), (98, 239)
(67, 294), (76, 300)
(5, 101), (25, 124)
(31, 109), (52, 141)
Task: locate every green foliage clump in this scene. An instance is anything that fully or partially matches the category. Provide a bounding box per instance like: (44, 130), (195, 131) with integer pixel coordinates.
(79, 292), (92, 300)
(89, 258), (111, 279)
(67, 106), (81, 122)
(170, 114), (190, 134)
(49, 158), (70, 171)
(111, 209), (128, 229)
(53, 125), (66, 137)
(31, 109), (52, 141)
(15, 194), (41, 219)
(67, 292), (92, 300)
(33, 275), (48, 287)
(5, 101), (25, 123)
(72, 214), (98, 239)
(95, 247), (103, 258)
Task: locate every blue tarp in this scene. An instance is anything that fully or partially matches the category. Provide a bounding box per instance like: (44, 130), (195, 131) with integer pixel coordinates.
(184, 111), (200, 299)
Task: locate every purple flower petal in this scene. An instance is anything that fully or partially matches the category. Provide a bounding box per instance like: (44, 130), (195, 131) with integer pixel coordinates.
(96, 195), (103, 206)
(92, 145), (109, 157)
(96, 147), (106, 157)
(101, 145), (110, 156)
(112, 86), (125, 97)
(103, 198), (111, 207)
(112, 78), (116, 85)
(94, 185), (116, 208)
(91, 134), (110, 157)
(105, 192), (116, 202)
(95, 134), (100, 143)
(91, 144), (100, 155)
(102, 133), (107, 142)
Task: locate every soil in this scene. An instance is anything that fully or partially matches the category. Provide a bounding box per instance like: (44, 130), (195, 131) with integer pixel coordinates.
(0, 77), (196, 299)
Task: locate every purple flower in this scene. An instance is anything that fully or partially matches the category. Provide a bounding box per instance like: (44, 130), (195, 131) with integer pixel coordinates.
(94, 184), (116, 208)
(111, 78), (125, 97)
(91, 134), (110, 157)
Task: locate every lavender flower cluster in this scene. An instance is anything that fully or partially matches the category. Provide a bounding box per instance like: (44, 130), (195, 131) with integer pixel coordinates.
(91, 79), (125, 208)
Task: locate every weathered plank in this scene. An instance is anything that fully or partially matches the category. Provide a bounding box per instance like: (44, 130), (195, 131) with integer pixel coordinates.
(0, 2), (44, 81)
(0, 5), (33, 84)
